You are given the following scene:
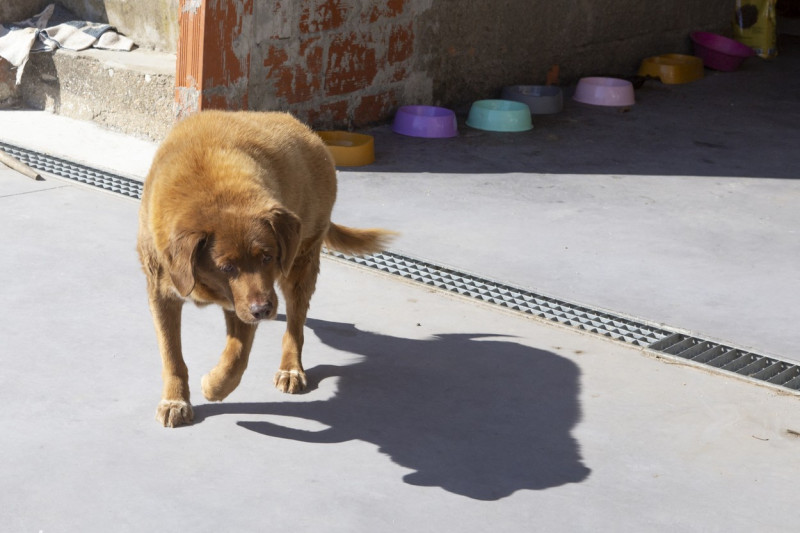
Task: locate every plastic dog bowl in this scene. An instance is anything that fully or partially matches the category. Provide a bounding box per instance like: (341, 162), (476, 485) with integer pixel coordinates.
(316, 131), (375, 167)
(573, 77), (635, 107)
(638, 54), (704, 84)
(501, 85), (563, 114)
(690, 31), (755, 71)
(392, 105), (457, 138)
(466, 100), (533, 132)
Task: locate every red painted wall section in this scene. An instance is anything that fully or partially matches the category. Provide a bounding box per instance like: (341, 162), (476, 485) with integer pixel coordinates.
(176, 0), (424, 128)
(252, 0), (423, 129)
(300, 0), (348, 33)
(325, 32), (378, 96)
(175, 0), (253, 119)
(388, 22), (414, 64)
(174, 0), (204, 119)
(201, 0), (253, 110)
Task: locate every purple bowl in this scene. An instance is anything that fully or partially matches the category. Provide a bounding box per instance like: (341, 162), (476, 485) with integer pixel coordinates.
(392, 105), (457, 138)
(691, 31), (755, 71)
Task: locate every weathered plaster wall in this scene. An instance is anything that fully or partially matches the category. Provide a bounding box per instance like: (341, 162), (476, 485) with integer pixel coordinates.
(4, 0), (735, 129)
(100, 0), (179, 52)
(244, 0), (732, 128)
(247, 0), (432, 128)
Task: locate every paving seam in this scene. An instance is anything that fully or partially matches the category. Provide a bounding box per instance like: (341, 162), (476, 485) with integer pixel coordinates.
(3, 140), (798, 395)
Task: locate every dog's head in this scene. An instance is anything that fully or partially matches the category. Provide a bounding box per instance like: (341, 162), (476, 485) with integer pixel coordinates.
(165, 206), (301, 324)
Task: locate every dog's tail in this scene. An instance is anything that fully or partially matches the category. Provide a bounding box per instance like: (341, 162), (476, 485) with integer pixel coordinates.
(324, 223), (397, 256)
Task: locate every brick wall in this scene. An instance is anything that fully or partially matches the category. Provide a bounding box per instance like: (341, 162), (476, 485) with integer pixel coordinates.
(248, 0), (432, 129)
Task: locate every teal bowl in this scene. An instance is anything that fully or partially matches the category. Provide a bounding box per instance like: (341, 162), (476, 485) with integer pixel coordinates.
(466, 100), (533, 132)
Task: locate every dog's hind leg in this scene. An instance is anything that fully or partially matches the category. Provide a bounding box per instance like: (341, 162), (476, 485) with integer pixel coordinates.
(201, 310), (258, 401)
(274, 245), (321, 393)
(148, 292), (194, 427)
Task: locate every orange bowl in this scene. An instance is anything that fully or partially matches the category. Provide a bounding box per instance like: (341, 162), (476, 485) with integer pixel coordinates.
(638, 54), (704, 84)
(316, 131), (375, 167)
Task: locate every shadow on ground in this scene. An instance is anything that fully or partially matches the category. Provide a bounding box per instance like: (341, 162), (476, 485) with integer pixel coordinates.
(195, 318), (590, 501)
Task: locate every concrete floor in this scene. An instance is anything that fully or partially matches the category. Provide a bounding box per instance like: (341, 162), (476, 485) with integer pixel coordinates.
(1, 35), (800, 532)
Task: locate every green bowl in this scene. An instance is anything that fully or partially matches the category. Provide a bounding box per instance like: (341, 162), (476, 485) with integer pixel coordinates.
(466, 100), (533, 132)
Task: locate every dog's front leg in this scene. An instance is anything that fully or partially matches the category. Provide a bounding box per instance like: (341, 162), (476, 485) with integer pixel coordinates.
(275, 317), (307, 393)
(148, 291), (193, 427)
(274, 250), (320, 393)
(201, 310), (258, 401)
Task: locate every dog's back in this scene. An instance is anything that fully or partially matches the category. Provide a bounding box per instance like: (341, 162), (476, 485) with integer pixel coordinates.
(141, 111), (338, 254)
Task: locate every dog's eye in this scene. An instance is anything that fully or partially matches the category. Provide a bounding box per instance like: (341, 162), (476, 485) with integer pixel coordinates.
(219, 263), (236, 274)
(261, 253), (273, 264)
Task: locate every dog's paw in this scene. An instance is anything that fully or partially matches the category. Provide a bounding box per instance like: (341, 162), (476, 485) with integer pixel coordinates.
(201, 371), (236, 402)
(155, 399), (194, 427)
(274, 369), (307, 394)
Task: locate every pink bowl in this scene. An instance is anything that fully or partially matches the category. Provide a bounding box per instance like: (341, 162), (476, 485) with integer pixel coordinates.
(691, 31), (755, 71)
(573, 77), (635, 107)
(392, 105), (457, 138)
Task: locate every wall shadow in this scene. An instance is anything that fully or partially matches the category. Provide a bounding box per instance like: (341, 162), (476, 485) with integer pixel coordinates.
(353, 35), (800, 180)
(194, 317), (590, 501)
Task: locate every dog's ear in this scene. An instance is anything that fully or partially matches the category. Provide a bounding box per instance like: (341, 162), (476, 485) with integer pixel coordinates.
(165, 231), (206, 296)
(264, 207), (301, 276)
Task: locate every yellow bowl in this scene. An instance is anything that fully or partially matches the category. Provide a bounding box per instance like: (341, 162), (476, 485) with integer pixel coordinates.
(316, 131), (375, 167)
(638, 54), (704, 84)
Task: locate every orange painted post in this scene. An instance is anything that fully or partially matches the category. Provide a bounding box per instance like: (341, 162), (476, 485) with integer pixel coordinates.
(174, 0), (253, 120)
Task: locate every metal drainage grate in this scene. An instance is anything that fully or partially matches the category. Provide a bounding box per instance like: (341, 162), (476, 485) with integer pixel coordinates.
(651, 334), (800, 390)
(327, 250), (672, 347)
(0, 141), (143, 199)
(4, 141), (798, 394)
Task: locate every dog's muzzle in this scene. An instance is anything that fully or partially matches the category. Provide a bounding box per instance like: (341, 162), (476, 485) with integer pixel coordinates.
(249, 301), (274, 321)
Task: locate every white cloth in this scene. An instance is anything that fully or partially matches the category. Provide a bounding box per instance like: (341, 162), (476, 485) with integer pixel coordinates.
(0, 3), (134, 84)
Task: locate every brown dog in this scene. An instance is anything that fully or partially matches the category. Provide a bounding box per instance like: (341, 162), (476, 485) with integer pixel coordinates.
(137, 111), (394, 427)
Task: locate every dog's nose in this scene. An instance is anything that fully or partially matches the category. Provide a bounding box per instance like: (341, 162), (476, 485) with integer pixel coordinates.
(249, 302), (272, 320)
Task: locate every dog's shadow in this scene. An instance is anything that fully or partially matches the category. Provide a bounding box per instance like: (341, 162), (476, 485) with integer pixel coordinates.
(194, 317), (591, 500)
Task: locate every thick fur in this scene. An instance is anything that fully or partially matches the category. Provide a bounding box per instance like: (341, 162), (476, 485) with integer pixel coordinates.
(137, 110), (395, 427)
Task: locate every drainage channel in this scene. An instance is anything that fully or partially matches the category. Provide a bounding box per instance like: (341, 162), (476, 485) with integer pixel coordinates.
(0, 141), (142, 199)
(4, 140), (799, 394)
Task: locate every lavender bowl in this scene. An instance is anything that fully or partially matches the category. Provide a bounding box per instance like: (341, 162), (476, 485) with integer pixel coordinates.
(573, 77), (635, 107)
(392, 105), (458, 138)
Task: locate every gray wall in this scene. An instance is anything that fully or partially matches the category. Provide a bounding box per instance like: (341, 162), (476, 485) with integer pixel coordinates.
(417, 1), (733, 105)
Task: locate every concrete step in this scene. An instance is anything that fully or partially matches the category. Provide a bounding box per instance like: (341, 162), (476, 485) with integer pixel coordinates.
(18, 47), (176, 141)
